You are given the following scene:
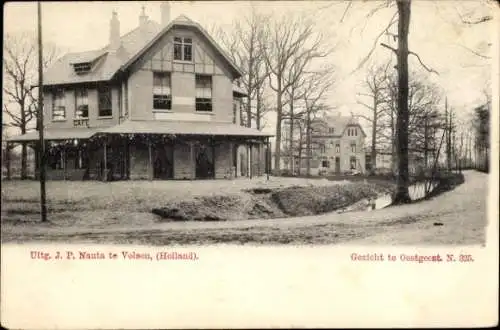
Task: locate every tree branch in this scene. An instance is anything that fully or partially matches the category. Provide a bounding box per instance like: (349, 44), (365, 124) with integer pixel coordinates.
(408, 50), (440, 75)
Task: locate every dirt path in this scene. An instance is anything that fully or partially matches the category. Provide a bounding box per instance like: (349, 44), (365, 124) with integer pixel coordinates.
(1, 171), (489, 245)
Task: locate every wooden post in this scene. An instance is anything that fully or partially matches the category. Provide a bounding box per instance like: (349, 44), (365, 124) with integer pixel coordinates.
(5, 142), (11, 180)
(62, 146), (66, 180)
(124, 137), (128, 180)
(103, 139), (108, 181)
(189, 141), (194, 179)
(35, 1), (48, 221)
(148, 137), (153, 181)
(249, 143), (253, 179)
(266, 137), (270, 181)
(257, 142), (261, 176)
(229, 141), (234, 179)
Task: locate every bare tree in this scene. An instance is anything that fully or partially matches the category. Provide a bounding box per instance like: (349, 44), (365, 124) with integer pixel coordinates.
(261, 13), (332, 172)
(212, 8), (270, 129)
(3, 32), (61, 179)
(353, 61), (393, 174)
(300, 69), (335, 176)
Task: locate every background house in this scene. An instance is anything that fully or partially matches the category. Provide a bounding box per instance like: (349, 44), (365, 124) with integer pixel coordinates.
(308, 113), (367, 175)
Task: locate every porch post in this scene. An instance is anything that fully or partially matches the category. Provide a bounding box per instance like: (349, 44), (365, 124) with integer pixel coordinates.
(229, 140), (234, 179)
(189, 140), (194, 179)
(246, 143), (250, 178)
(257, 141), (261, 177)
(123, 137), (128, 180)
(103, 138), (108, 181)
(249, 143), (253, 179)
(62, 145), (67, 180)
(148, 136), (153, 181)
(267, 137), (270, 181)
(6, 142), (11, 180)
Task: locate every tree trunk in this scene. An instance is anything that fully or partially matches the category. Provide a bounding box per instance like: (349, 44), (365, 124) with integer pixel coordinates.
(256, 90), (261, 130)
(393, 0), (412, 204)
(306, 111), (312, 177)
(424, 116), (428, 169)
(297, 129), (303, 176)
(370, 94), (377, 174)
(273, 82), (283, 173)
(289, 101), (294, 173)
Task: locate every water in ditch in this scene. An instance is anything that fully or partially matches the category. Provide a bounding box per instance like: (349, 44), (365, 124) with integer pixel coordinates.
(337, 181), (439, 213)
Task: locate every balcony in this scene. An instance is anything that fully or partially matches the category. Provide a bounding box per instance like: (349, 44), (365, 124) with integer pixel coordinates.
(73, 118), (89, 127)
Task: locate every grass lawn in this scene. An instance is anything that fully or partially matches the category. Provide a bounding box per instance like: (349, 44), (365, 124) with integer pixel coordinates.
(0, 171), (486, 245)
(1, 176), (360, 229)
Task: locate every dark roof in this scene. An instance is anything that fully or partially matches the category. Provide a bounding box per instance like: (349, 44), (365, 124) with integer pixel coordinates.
(312, 115), (367, 137)
(44, 15), (243, 86)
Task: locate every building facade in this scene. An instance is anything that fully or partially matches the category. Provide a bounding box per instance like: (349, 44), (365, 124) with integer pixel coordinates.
(7, 3), (271, 180)
(307, 114), (367, 175)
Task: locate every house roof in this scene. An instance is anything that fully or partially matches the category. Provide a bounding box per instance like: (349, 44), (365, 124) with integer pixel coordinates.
(312, 115), (367, 137)
(99, 120), (272, 137)
(6, 128), (99, 142)
(122, 15), (243, 78)
(6, 121), (272, 142)
(44, 15), (243, 86)
(44, 20), (161, 86)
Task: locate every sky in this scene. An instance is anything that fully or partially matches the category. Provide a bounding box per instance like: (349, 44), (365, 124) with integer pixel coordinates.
(3, 1), (497, 139)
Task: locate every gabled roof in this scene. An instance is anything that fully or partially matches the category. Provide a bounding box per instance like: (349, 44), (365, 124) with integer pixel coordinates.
(121, 15), (243, 78)
(312, 114), (367, 138)
(44, 15), (242, 86)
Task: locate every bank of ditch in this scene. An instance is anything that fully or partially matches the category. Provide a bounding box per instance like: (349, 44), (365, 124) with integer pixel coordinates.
(151, 181), (395, 221)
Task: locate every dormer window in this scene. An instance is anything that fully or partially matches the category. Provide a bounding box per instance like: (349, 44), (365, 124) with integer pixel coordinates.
(173, 37), (192, 62)
(73, 62), (92, 75)
(328, 127), (334, 134)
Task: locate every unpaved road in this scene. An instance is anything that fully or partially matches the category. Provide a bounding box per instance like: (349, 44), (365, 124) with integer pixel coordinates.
(1, 171), (490, 245)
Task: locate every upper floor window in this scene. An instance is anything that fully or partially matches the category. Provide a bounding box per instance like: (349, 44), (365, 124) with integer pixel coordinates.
(98, 85), (112, 117)
(335, 143), (340, 153)
(75, 88), (89, 119)
(174, 37), (193, 62)
(328, 127), (334, 134)
(153, 72), (172, 110)
(351, 143), (356, 153)
(347, 127), (358, 136)
(196, 75), (212, 112)
(52, 89), (66, 120)
(320, 144), (326, 154)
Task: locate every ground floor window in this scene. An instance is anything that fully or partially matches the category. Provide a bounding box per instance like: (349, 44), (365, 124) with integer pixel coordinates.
(322, 160), (330, 168)
(350, 156), (357, 170)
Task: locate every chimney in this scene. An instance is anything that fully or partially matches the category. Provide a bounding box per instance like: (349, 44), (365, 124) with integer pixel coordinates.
(161, 2), (171, 26)
(109, 11), (120, 51)
(139, 6), (148, 30)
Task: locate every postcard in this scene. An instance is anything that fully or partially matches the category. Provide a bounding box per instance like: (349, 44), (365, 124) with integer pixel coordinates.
(1, 1), (498, 328)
